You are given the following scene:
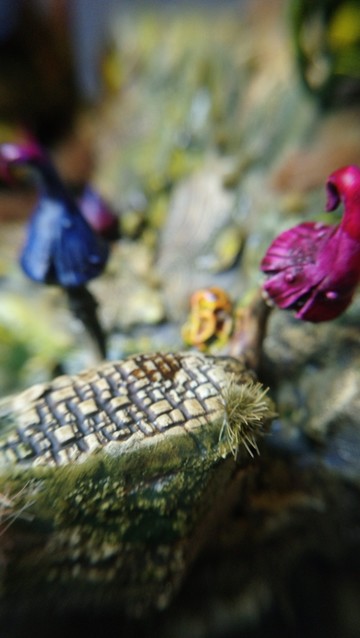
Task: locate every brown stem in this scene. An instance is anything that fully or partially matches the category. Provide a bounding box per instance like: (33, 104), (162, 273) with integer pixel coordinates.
(227, 290), (273, 372)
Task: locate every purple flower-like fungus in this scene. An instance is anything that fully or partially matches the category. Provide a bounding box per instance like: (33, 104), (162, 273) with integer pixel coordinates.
(261, 165), (360, 322)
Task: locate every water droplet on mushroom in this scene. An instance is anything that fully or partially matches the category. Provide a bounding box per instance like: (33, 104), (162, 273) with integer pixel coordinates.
(313, 223), (326, 238)
(326, 290), (338, 300)
(285, 272), (296, 283)
(62, 219), (73, 229)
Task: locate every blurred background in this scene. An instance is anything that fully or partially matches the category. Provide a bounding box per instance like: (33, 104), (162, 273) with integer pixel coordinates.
(0, 0), (359, 395)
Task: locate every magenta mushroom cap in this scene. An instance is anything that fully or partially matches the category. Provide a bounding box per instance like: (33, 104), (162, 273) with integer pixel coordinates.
(261, 165), (360, 322)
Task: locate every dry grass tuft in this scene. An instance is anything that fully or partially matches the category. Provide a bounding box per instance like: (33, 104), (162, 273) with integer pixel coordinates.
(219, 379), (276, 458)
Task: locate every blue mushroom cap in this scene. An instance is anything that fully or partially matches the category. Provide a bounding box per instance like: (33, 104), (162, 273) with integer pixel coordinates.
(20, 196), (110, 287)
(0, 141), (110, 287)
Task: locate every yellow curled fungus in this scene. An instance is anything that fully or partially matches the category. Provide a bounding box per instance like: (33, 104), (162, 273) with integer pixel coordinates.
(182, 286), (234, 351)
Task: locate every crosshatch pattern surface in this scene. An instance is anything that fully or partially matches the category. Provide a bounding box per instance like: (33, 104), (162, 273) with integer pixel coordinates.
(0, 352), (250, 467)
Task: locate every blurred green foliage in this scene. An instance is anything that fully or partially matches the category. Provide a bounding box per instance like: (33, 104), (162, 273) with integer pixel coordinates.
(0, 293), (71, 396)
(290, 0), (360, 107)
